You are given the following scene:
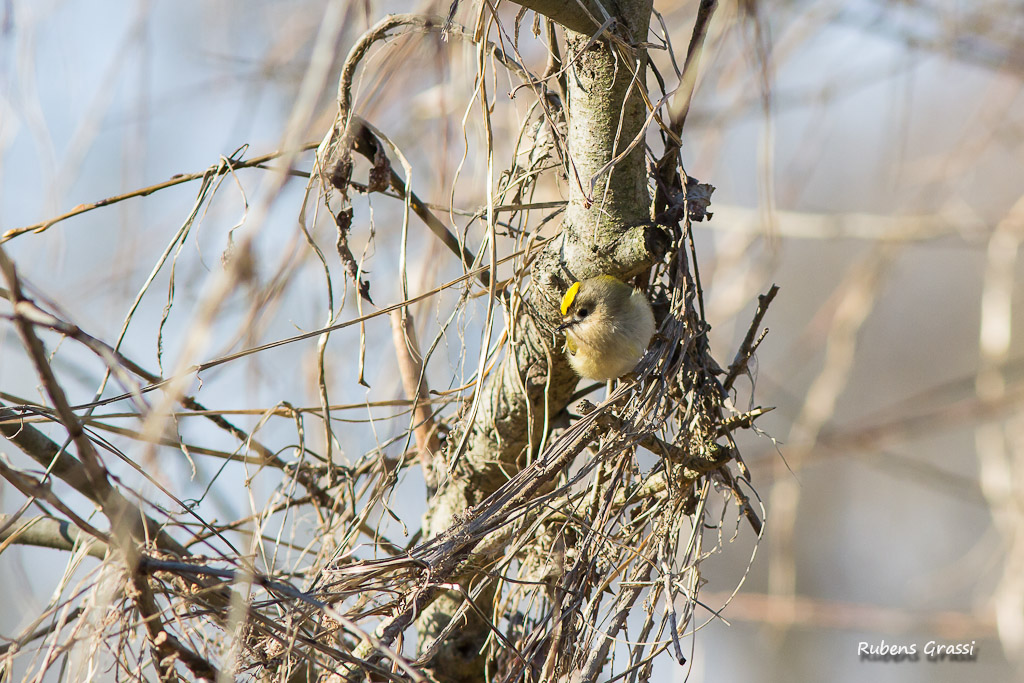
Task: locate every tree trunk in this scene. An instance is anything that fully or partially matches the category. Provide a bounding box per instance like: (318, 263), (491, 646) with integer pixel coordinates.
(417, 2), (658, 680)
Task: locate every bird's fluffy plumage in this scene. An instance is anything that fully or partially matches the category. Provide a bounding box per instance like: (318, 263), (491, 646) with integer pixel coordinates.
(558, 275), (655, 381)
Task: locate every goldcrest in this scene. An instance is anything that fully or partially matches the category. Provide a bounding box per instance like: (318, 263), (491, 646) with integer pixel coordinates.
(557, 275), (656, 381)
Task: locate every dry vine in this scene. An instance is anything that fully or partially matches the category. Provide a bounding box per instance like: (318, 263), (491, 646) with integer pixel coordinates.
(0, 3), (773, 683)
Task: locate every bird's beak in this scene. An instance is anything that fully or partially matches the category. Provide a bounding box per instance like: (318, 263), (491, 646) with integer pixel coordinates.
(556, 320), (573, 332)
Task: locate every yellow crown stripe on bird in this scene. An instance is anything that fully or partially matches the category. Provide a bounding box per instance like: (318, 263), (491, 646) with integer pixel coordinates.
(560, 281), (581, 316)
(561, 276), (622, 316)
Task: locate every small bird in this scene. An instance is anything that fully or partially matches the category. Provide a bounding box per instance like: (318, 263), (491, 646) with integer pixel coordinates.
(557, 275), (656, 381)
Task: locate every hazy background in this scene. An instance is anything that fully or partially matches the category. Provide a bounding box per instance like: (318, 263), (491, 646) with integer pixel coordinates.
(2, 1), (1023, 681)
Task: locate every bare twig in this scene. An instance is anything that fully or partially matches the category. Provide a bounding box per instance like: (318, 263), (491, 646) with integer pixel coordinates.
(390, 311), (442, 488)
(724, 285), (779, 392)
(654, 0), (718, 218)
(1, 143), (318, 243)
(128, 568), (221, 682)
(0, 343), (187, 559)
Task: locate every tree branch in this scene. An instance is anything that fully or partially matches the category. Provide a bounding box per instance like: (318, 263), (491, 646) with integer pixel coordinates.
(509, 0), (618, 36)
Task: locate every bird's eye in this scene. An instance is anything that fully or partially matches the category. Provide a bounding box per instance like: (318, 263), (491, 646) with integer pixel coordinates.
(577, 307), (589, 318)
